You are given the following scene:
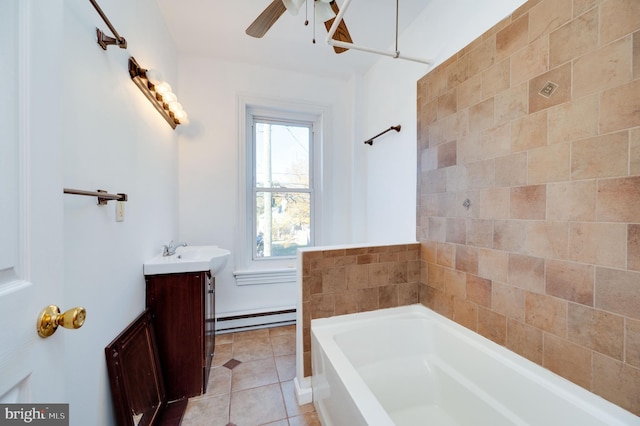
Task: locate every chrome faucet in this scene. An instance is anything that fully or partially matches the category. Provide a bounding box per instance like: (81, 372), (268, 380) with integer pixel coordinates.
(162, 241), (187, 256)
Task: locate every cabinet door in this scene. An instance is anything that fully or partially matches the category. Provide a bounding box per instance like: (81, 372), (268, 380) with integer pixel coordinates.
(146, 273), (204, 400)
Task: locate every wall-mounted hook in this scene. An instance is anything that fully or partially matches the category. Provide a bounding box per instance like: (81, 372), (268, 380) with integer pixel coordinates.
(364, 125), (401, 145)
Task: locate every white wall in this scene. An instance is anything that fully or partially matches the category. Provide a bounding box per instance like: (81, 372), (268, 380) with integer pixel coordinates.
(60, 0), (179, 424)
(45, 0), (532, 422)
(175, 0), (528, 318)
(361, 0), (527, 242)
(177, 57), (358, 316)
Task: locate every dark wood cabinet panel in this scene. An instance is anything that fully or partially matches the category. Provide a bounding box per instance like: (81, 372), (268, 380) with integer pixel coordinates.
(105, 309), (188, 425)
(145, 271), (215, 401)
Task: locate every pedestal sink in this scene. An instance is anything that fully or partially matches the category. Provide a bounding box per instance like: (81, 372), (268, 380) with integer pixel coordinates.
(143, 245), (230, 276)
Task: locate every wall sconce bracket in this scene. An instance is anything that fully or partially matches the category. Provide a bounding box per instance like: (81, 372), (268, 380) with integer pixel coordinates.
(96, 28), (127, 50)
(90, 0), (127, 50)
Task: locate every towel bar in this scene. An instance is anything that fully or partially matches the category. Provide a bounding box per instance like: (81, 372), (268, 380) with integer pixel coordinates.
(63, 188), (128, 205)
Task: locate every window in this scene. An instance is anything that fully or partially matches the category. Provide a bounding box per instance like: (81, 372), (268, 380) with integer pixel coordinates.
(236, 96), (325, 276)
(253, 118), (313, 259)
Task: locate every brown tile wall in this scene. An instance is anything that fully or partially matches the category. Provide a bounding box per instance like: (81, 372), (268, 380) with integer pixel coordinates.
(417, 0), (640, 415)
(300, 244), (421, 377)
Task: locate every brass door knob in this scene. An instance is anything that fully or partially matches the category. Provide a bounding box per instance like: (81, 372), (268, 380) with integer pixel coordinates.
(37, 305), (86, 338)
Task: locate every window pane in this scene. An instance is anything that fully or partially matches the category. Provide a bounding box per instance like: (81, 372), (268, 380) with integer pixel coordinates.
(255, 192), (310, 258)
(255, 122), (309, 189)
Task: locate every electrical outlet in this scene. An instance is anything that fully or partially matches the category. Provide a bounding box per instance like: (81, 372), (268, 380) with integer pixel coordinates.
(116, 201), (125, 222)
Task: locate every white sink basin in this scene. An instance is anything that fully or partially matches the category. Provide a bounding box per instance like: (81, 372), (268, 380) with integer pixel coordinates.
(143, 245), (230, 276)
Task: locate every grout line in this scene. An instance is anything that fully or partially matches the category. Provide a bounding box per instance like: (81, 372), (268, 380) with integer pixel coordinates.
(184, 325), (305, 425)
(227, 351), (233, 425)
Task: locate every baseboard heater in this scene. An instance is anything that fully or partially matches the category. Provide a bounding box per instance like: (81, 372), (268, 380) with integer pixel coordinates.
(215, 308), (296, 333)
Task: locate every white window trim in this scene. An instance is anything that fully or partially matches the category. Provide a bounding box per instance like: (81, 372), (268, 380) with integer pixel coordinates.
(235, 95), (329, 281)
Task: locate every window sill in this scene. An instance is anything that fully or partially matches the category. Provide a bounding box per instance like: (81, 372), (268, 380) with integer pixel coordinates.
(233, 268), (297, 286)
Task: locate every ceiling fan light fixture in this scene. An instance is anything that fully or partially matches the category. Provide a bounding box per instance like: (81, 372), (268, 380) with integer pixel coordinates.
(314, 1), (335, 23)
(283, 0), (305, 15)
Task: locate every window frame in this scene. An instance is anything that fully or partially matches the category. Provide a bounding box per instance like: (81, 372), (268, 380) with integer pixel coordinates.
(251, 116), (314, 261)
(236, 96), (326, 274)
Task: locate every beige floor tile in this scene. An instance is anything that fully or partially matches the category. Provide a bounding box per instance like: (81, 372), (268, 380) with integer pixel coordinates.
(233, 336), (274, 362)
(233, 328), (270, 341)
(280, 381), (314, 418)
(229, 383), (287, 425)
(205, 366), (231, 397)
(269, 324), (296, 336)
(216, 332), (234, 345)
(262, 420), (289, 426)
(182, 394), (230, 426)
(288, 411), (321, 426)
(231, 357), (279, 392)
(275, 354), (296, 382)
(271, 333), (296, 356)
(185, 326), (318, 425)
(212, 342), (233, 368)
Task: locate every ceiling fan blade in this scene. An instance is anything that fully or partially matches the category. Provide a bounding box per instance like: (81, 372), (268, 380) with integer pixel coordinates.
(246, 0), (287, 38)
(323, 1), (352, 54)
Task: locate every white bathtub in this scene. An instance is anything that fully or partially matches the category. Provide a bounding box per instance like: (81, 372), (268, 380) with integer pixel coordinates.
(311, 305), (639, 426)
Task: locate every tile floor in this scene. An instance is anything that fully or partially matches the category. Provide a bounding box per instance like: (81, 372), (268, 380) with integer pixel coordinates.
(181, 325), (320, 426)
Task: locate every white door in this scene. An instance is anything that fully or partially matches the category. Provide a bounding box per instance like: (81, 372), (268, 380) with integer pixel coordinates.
(0, 0), (67, 404)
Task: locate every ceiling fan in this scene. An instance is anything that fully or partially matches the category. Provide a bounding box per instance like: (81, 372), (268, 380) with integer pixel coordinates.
(245, 0), (352, 53)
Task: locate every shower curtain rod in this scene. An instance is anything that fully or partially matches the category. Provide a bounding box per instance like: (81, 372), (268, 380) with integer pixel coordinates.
(89, 0), (127, 50)
(325, 0), (433, 65)
(364, 125), (401, 145)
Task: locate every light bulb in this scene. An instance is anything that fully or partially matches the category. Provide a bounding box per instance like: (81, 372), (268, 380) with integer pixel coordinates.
(154, 82), (172, 95)
(173, 109), (188, 122)
(168, 102), (183, 114)
(161, 92), (177, 104)
(145, 69), (163, 85)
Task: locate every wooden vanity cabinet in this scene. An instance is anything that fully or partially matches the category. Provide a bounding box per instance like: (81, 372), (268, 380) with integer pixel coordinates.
(145, 271), (215, 401)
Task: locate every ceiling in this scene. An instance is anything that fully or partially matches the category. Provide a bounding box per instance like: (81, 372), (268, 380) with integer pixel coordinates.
(155, 0), (433, 79)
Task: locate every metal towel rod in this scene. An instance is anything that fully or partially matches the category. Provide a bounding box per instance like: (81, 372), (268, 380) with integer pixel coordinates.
(63, 188), (128, 205)
(89, 0), (127, 50)
(364, 125), (401, 145)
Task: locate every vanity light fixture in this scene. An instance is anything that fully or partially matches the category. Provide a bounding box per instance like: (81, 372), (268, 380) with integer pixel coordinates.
(128, 57), (188, 129)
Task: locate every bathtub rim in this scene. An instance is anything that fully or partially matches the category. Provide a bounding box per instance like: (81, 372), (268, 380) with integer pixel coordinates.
(310, 304), (640, 425)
